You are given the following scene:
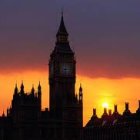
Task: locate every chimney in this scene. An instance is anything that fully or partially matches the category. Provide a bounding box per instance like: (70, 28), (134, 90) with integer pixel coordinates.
(125, 102), (129, 110)
(93, 108), (96, 116)
(108, 109), (112, 116)
(114, 105), (118, 113)
(104, 108), (107, 115)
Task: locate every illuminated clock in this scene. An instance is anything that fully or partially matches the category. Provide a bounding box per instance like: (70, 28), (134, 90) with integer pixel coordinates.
(61, 63), (72, 75)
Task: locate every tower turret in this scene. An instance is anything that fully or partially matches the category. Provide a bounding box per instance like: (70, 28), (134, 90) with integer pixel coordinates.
(38, 82), (41, 110)
(14, 83), (18, 95)
(38, 81), (41, 93)
(79, 84), (83, 102)
(20, 81), (24, 94)
(31, 85), (35, 96)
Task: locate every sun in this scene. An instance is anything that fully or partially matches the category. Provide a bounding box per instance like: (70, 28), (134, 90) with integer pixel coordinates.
(102, 102), (109, 109)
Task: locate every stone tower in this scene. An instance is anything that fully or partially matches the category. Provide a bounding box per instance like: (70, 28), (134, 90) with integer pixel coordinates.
(49, 14), (83, 140)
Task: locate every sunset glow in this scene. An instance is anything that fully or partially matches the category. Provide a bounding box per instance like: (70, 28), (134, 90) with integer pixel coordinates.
(102, 102), (109, 109)
(0, 1), (140, 140)
(1, 71), (140, 125)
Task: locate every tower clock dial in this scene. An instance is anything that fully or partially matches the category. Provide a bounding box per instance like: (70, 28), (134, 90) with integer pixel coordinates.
(61, 63), (72, 75)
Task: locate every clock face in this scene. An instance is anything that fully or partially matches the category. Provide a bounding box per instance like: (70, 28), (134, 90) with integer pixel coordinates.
(61, 63), (72, 75)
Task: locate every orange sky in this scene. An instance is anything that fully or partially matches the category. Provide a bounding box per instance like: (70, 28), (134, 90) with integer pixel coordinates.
(0, 70), (140, 125)
(0, 0), (140, 128)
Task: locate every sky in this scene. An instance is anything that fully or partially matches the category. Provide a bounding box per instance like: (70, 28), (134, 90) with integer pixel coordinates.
(0, 0), (140, 125)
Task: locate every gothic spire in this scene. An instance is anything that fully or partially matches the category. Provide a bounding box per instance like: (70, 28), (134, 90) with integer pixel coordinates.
(56, 13), (69, 44)
(20, 81), (24, 94)
(14, 83), (18, 95)
(38, 81), (41, 91)
(31, 84), (35, 95)
(79, 83), (83, 92)
(79, 84), (83, 102)
(38, 81), (41, 96)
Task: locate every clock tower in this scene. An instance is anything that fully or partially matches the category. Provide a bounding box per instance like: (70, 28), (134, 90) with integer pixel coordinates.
(49, 14), (83, 140)
(49, 14), (76, 118)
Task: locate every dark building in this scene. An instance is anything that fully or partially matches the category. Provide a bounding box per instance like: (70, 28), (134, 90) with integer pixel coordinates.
(0, 15), (83, 140)
(48, 14), (83, 140)
(84, 102), (140, 140)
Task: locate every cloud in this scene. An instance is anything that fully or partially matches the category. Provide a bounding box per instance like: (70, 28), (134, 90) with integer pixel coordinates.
(0, 0), (140, 78)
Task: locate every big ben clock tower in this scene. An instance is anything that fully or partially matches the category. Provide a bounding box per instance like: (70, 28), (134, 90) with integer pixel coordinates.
(49, 14), (83, 140)
(49, 14), (76, 117)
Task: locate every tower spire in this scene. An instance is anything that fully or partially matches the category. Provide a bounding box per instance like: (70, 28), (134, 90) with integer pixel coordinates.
(31, 84), (35, 95)
(20, 81), (24, 94)
(38, 81), (41, 110)
(56, 13), (69, 44)
(38, 81), (41, 92)
(79, 84), (83, 102)
(14, 83), (18, 95)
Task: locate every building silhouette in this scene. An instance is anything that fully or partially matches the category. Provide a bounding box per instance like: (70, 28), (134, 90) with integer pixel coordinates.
(84, 102), (140, 140)
(0, 15), (83, 140)
(1, 14), (140, 140)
